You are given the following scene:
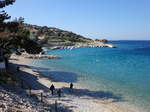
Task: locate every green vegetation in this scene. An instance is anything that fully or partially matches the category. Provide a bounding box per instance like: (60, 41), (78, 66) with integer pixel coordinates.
(0, 22), (42, 55)
(95, 39), (108, 43)
(0, 0), (108, 57)
(23, 24), (92, 45)
(0, 0), (42, 58)
(0, 0), (93, 60)
(0, 0), (15, 22)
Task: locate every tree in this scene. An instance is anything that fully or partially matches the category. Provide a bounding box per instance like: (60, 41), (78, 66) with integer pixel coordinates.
(95, 39), (108, 43)
(16, 28), (42, 54)
(12, 17), (25, 24)
(100, 39), (108, 43)
(0, 22), (42, 55)
(0, 0), (42, 56)
(18, 17), (24, 24)
(0, 10), (10, 22)
(0, 0), (15, 22)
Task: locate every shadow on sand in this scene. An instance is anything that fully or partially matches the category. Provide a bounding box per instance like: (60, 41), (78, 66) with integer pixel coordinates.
(61, 87), (124, 102)
(50, 103), (75, 112)
(8, 63), (49, 91)
(16, 64), (78, 83)
(43, 71), (78, 83)
(9, 62), (124, 103)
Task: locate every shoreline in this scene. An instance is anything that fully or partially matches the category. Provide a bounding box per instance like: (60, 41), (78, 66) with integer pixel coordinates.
(9, 54), (140, 112)
(48, 42), (117, 50)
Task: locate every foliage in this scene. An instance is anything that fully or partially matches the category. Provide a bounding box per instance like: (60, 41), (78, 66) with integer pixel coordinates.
(95, 39), (108, 43)
(24, 24), (92, 44)
(0, 22), (42, 55)
(0, 0), (15, 22)
(0, 0), (42, 56)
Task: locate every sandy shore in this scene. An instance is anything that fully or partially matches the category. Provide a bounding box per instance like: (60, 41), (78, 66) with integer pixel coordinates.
(9, 54), (138, 112)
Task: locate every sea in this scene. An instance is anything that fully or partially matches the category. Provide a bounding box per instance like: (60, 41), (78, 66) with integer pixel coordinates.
(30, 40), (150, 112)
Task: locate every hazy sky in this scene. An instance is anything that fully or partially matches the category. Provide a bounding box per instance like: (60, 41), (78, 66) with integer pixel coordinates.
(4, 0), (150, 40)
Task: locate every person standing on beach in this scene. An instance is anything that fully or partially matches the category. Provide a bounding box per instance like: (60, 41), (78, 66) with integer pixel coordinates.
(70, 83), (73, 89)
(50, 84), (55, 95)
(57, 89), (61, 99)
(17, 66), (20, 72)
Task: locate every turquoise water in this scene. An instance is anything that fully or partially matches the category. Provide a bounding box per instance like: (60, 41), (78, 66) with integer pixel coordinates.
(31, 41), (150, 111)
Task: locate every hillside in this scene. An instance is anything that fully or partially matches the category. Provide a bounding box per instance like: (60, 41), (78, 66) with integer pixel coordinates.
(23, 24), (92, 46)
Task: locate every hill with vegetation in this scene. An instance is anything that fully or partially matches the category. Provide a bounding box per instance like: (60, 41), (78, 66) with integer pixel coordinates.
(23, 24), (92, 46)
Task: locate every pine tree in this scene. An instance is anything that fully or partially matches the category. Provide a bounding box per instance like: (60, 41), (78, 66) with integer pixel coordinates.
(0, 0), (42, 56)
(0, 0), (15, 22)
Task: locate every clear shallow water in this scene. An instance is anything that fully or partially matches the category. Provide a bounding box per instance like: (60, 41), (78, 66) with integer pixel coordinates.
(31, 41), (150, 112)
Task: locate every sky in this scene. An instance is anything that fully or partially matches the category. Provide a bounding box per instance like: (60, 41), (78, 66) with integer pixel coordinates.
(4, 0), (150, 40)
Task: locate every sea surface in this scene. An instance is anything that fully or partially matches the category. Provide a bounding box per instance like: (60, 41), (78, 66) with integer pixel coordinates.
(31, 40), (150, 112)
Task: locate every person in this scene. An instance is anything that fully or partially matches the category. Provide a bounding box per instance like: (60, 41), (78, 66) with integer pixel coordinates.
(50, 84), (55, 95)
(17, 66), (20, 72)
(57, 89), (61, 99)
(70, 83), (73, 89)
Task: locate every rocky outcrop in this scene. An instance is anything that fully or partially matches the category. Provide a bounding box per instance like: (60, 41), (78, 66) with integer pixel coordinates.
(26, 54), (60, 59)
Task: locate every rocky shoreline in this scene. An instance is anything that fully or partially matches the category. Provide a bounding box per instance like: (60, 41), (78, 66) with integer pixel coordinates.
(18, 53), (60, 60)
(48, 42), (117, 50)
(0, 84), (51, 112)
(26, 55), (60, 59)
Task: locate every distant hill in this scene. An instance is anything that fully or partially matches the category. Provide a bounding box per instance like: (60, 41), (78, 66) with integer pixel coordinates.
(23, 24), (92, 46)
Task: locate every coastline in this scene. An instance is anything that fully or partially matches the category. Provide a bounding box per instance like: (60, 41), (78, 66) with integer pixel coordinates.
(9, 54), (140, 112)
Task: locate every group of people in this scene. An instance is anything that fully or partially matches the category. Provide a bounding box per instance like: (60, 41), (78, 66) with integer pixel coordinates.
(49, 83), (74, 99)
(16, 66), (74, 99)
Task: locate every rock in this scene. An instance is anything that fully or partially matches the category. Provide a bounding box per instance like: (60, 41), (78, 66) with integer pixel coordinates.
(0, 103), (8, 111)
(0, 84), (52, 112)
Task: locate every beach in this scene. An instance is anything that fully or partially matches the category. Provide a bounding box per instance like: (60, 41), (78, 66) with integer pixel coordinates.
(8, 54), (140, 112)
(1, 0), (149, 111)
